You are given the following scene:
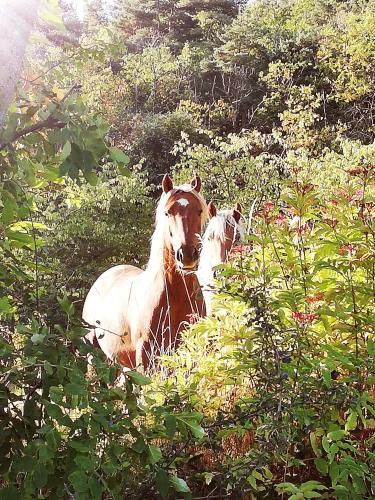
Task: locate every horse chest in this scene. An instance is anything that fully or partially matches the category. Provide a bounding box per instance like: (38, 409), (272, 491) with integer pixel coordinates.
(146, 275), (202, 353)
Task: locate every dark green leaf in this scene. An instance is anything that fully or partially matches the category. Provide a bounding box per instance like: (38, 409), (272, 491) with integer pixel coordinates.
(169, 475), (190, 493)
(126, 370), (151, 385)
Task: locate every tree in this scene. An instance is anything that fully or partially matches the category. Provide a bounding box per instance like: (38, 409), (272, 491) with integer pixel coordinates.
(118, 0), (242, 53)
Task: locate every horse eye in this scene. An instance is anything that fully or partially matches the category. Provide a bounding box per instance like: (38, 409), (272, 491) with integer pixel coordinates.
(165, 211), (169, 217)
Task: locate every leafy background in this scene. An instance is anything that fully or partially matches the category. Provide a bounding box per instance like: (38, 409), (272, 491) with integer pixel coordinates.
(0, 0), (374, 498)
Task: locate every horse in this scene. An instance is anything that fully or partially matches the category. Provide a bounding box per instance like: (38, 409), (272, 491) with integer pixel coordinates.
(197, 201), (244, 315)
(82, 174), (207, 371)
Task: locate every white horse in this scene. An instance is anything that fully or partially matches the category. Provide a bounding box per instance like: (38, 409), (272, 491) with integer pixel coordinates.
(197, 202), (244, 315)
(83, 174), (207, 371)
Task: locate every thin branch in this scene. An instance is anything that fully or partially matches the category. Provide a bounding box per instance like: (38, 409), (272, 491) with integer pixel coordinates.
(26, 53), (78, 84)
(0, 84), (80, 150)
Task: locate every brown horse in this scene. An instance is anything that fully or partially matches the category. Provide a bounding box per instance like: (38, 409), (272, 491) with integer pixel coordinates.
(197, 202), (243, 315)
(83, 174), (207, 370)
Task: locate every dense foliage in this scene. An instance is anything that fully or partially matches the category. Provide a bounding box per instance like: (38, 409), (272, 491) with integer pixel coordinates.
(0, 0), (374, 498)
(151, 163), (374, 498)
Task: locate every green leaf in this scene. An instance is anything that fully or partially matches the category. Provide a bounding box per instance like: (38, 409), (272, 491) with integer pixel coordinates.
(263, 466), (273, 480)
(333, 485), (349, 494)
(132, 437), (146, 453)
(177, 415), (204, 439)
(276, 482), (298, 494)
(69, 441), (91, 453)
(74, 455), (96, 472)
(310, 432), (321, 457)
(109, 147), (130, 164)
(61, 141), (71, 161)
(247, 475), (257, 489)
(156, 469), (170, 499)
(44, 402), (65, 421)
(0, 297), (14, 315)
(84, 170), (98, 186)
(88, 477), (103, 500)
(148, 445), (162, 464)
(34, 463), (48, 488)
(367, 338), (375, 356)
(327, 430), (346, 441)
(345, 411), (358, 431)
(1, 195), (17, 225)
(65, 383), (86, 396)
(68, 470), (89, 493)
(165, 414), (176, 439)
(329, 462), (340, 486)
(314, 458), (328, 475)
(58, 294), (75, 317)
(301, 481), (327, 491)
(126, 370), (151, 385)
(252, 470), (264, 481)
(322, 436), (330, 453)
(43, 360), (53, 375)
(31, 333), (45, 344)
(169, 476), (190, 493)
(118, 164), (131, 176)
(46, 429), (60, 451)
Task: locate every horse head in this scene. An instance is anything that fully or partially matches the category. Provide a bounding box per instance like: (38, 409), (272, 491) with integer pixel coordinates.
(161, 174), (206, 271)
(204, 201), (242, 270)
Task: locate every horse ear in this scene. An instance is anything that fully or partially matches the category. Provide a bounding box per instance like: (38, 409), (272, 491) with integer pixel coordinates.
(162, 174), (173, 193)
(191, 174), (201, 193)
(233, 203), (242, 223)
(207, 201), (217, 219)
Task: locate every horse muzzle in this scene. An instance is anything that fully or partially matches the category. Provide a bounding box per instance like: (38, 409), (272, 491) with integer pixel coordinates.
(175, 246), (199, 271)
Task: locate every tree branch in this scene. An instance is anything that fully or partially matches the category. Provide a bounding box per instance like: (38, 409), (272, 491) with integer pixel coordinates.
(0, 84), (80, 150)
(0, 115), (64, 150)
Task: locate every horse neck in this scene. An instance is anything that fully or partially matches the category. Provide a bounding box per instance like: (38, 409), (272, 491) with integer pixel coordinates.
(198, 237), (214, 272)
(198, 238), (218, 287)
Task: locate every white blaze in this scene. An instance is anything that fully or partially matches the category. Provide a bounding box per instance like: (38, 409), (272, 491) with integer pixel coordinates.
(177, 198), (189, 207)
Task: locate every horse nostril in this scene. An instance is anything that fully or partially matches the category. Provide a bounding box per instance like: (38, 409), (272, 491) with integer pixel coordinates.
(176, 248), (184, 263)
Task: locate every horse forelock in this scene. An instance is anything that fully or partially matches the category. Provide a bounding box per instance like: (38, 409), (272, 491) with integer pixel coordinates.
(204, 210), (245, 243)
(155, 184), (208, 227)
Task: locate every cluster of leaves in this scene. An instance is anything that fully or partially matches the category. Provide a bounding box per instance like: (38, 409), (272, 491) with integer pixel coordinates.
(0, 305), (206, 499)
(1, 0), (375, 498)
(171, 127), (282, 208)
(0, 5), (208, 498)
(0, 0), (135, 315)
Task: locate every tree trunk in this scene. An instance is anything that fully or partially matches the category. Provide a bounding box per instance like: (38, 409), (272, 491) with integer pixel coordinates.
(0, 0), (40, 127)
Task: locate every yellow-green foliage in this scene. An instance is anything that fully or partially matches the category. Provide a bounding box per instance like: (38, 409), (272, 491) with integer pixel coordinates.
(318, 10), (375, 103)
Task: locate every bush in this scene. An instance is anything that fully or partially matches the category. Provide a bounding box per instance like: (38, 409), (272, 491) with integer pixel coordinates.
(39, 167), (153, 313)
(172, 129), (282, 210)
